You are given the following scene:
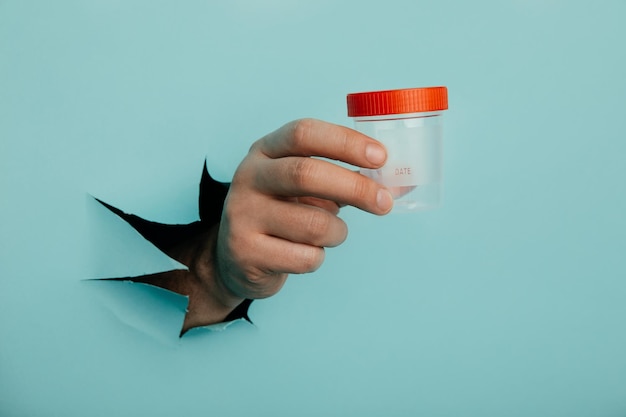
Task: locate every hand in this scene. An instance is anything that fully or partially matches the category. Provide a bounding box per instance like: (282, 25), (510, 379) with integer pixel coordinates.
(208, 118), (393, 309)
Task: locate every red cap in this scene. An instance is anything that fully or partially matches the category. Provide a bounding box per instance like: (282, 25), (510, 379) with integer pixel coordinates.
(347, 86), (448, 117)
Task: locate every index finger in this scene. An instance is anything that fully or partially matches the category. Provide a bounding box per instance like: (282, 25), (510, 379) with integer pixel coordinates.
(254, 118), (387, 169)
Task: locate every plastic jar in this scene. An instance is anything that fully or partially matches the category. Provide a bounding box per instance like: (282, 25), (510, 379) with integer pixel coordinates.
(347, 87), (448, 212)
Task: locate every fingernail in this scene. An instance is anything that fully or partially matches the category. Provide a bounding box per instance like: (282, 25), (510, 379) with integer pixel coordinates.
(376, 189), (393, 213)
(365, 144), (386, 166)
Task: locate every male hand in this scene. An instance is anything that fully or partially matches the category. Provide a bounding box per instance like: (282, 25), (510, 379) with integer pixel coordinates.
(211, 118), (393, 308)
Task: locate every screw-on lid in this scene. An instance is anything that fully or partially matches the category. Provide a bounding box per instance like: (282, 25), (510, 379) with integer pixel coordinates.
(347, 86), (448, 117)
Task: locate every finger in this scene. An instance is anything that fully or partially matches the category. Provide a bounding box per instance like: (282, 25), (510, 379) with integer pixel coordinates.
(389, 185), (417, 199)
(260, 200), (347, 248)
(252, 234), (326, 275)
(256, 157), (393, 215)
(255, 118), (387, 169)
(296, 196), (341, 215)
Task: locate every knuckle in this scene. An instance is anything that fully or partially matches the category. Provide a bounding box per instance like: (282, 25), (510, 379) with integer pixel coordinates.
(247, 273), (288, 299)
(338, 129), (352, 157)
(220, 207), (257, 263)
(290, 118), (315, 149)
(242, 267), (265, 286)
(289, 157), (316, 189)
(224, 228), (251, 264)
(248, 139), (262, 153)
(230, 157), (256, 189)
(222, 194), (245, 225)
(307, 210), (331, 241)
(350, 176), (372, 202)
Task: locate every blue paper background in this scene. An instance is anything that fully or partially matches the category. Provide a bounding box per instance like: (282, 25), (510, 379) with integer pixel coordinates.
(2, 0), (626, 415)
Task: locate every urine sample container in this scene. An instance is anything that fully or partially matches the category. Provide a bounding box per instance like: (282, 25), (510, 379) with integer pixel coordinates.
(347, 86), (448, 212)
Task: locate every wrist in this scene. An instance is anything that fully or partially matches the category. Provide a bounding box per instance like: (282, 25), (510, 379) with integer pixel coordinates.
(181, 224), (244, 331)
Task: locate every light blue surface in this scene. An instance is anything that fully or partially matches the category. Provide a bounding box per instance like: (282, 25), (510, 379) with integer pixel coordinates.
(1, 1), (626, 415)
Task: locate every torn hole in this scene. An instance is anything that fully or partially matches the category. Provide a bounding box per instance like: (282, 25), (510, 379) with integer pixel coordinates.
(87, 162), (252, 337)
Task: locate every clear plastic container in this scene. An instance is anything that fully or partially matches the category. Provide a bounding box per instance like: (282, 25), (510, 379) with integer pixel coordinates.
(347, 87), (448, 212)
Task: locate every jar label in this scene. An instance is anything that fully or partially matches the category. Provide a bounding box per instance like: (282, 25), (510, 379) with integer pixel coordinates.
(366, 124), (442, 187)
